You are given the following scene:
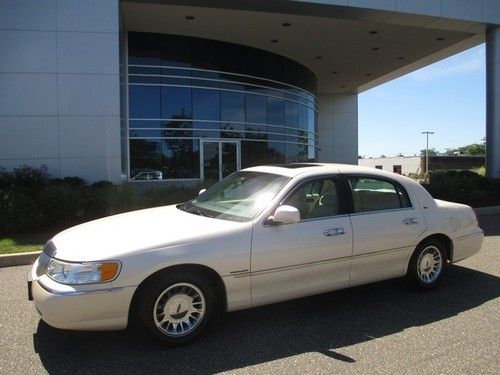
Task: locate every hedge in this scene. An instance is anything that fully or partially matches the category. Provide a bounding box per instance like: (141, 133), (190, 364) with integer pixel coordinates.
(421, 170), (500, 208)
(0, 165), (200, 234)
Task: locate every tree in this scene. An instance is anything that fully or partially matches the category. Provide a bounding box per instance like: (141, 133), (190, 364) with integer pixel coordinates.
(420, 148), (439, 156)
(444, 141), (486, 156)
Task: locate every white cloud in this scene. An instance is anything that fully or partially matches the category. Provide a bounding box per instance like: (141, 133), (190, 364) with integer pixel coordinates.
(408, 44), (485, 82)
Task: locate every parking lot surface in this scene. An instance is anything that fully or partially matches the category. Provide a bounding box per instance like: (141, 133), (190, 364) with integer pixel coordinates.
(0, 214), (499, 374)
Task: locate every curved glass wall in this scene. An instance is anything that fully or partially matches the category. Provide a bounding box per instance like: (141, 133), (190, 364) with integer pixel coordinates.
(127, 32), (318, 181)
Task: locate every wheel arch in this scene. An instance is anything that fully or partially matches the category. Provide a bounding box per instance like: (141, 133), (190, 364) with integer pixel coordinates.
(128, 263), (228, 327)
(416, 233), (454, 261)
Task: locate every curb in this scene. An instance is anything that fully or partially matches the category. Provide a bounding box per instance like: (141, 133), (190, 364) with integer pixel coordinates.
(1, 208), (499, 268)
(0, 251), (40, 268)
(474, 205), (500, 215)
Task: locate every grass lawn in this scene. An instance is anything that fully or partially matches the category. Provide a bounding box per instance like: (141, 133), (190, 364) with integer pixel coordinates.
(0, 233), (52, 255)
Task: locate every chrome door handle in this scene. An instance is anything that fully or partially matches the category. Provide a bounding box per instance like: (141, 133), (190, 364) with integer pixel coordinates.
(402, 217), (419, 225)
(324, 228), (345, 236)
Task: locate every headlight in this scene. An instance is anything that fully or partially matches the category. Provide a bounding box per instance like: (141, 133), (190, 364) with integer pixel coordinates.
(46, 259), (121, 285)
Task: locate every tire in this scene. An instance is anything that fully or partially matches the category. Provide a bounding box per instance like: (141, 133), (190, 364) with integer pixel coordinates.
(406, 239), (447, 290)
(136, 271), (215, 346)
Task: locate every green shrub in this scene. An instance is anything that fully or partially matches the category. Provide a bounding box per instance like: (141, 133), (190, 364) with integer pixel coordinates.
(422, 170), (500, 207)
(0, 165), (205, 234)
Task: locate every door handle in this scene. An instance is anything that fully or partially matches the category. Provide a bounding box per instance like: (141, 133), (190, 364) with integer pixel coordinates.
(324, 228), (345, 236)
(402, 217), (419, 225)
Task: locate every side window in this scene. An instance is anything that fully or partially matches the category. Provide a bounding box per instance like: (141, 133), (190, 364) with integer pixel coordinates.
(349, 177), (411, 213)
(284, 178), (340, 220)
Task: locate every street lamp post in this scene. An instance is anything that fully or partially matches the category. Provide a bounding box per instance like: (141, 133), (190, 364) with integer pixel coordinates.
(422, 131), (434, 180)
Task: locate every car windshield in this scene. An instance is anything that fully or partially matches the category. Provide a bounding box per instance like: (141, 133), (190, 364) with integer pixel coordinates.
(179, 171), (290, 222)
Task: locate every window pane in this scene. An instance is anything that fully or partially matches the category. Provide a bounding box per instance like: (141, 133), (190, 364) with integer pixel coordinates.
(267, 97), (284, 125)
(130, 139), (162, 180)
(193, 89), (220, 120)
(285, 178), (339, 220)
(267, 141), (285, 164)
(245, 94), (267, 138)
(221, 91), (245, 122)
(285, 101), (299, 128)
(241, 140), (267, 169)
(162, 139), (200, 179)
(161, 87), (192, 119)
(298, 105), (308, 131)
(349, 177), (411, 213)
(129, 86), (160, 118)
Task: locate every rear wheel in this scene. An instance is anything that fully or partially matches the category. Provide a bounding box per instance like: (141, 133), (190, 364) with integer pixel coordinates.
(406, 240), (446, 290)
(137, 271), (215, 346)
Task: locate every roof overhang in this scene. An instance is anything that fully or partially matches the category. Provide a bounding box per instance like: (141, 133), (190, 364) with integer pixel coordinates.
(121, 0), (487, 94)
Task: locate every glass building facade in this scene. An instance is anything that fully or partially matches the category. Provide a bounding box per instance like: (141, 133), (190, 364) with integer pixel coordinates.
(127, 32), (318, 182)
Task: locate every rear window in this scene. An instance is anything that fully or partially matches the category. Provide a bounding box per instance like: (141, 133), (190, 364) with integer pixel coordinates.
(349, 177), (412, 213)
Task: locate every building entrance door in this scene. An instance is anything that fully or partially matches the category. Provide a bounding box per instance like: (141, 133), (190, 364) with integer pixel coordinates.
(201, 141), (240, 182)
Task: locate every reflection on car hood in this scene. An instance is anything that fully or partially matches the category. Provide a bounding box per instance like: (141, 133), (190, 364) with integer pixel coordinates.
(50, 205), (244, 262)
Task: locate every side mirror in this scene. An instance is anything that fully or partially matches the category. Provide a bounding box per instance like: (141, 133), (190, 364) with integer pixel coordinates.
(268, 205), (300, 225)
(198, 189), (206, 196)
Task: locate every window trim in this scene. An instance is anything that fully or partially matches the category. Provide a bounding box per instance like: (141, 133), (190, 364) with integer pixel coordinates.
(345, 174), (414, 215)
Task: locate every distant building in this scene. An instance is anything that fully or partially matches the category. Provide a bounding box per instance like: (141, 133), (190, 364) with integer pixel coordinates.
(359, 156), (485, 175)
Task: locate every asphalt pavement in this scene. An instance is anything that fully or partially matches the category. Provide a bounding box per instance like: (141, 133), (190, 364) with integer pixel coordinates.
(0, 214), (499, 374)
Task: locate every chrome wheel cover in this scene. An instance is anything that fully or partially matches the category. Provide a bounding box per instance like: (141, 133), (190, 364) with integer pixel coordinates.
(417, 245), (443, 284)
(153, 282), (206, 337)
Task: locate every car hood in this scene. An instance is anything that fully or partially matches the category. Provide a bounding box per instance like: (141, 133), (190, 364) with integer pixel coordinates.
(50, 205), (245, 262)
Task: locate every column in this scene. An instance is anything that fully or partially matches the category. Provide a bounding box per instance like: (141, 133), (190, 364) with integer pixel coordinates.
(486, 27), (500, 178)
(317, 94), (358, 164)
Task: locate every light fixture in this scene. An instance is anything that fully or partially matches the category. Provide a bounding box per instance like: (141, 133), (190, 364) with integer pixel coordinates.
(315, 56), (322, 59)
(270, 39), (279, 43)
(340, 85), (346, 88)
(436, 37), (444, 41)
(185, 15), (195, 20)
(397, 56), (405, 60)
(365, 73), (371, 76)
(369, 30), (378, 34)
(282, 22), (291, 27)
(372, 47), (379, 51)
(332, 71), (338, 74)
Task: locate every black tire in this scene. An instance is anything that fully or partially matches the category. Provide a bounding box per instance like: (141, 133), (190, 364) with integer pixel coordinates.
(136, 271), (215, 346)
(406, 239), (447, 290)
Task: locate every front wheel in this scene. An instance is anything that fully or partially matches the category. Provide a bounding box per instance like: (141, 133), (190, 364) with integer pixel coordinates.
(406, 240), (447, 290)
(137, 272), (215, 346)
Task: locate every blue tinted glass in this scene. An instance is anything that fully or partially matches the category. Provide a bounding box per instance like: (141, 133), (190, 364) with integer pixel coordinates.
(246, 94), (267, 124)
(267, 141), (285, 164)
(298, 104), (308, 130)
(285, 101), (299, 127)
(129, 86), (161, 118)
(307, 107), (316, 134)
(285, 142), (299, 163)
(129, 139), (162, 179)
(267, 97), (284, 125)
(162, 87), (192, 119)
(221, 91), (245, 122)
(161, 139), (200, 178)
(193, 89), (220, 121)
(129, 120), (160, 129)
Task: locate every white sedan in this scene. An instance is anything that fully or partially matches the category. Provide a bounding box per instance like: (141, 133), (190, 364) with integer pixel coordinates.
(29, 163), (484, 345)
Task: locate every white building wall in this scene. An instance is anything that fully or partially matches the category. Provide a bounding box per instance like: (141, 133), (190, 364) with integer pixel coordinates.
(359, 156), (422, 175)
(0, 0), (121, 183)
(317, 94), (358, 164)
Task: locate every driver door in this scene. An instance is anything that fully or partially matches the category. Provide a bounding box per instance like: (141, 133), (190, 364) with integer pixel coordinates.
(250, 176), (353, 307)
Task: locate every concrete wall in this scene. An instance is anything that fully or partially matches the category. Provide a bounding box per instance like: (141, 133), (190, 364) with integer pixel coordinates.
(0, 0), (121, 183)
(317, 94), (358, 164)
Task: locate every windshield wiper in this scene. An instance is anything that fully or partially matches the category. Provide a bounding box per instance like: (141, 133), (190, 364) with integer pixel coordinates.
(181, 202), (214, 218)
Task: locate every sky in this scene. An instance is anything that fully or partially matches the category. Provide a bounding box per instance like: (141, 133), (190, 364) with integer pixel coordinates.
(358, 43), (486, 158)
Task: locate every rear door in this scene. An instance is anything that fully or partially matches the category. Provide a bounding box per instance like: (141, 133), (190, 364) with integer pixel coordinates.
(347, 175), (426, 286)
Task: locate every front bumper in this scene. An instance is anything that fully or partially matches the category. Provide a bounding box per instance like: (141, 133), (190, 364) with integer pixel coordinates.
(30, 265), (136, 331)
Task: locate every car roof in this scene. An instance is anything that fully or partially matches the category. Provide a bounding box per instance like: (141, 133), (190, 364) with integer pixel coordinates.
(244, 163), (402, 179)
